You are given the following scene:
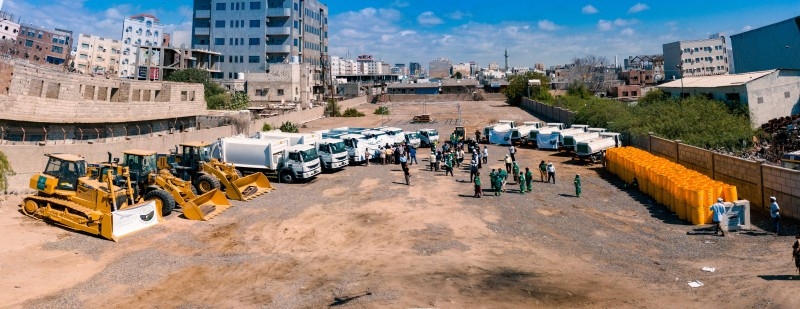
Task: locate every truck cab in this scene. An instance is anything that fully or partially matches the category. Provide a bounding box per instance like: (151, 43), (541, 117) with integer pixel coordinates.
(316, 138), (349, 171)
(337, 133), (374, 163)
(404, 131), (421, 148)
(418, 128), (439, 147)
(378, 127), (406, 144)
(284, 144), (321, 182)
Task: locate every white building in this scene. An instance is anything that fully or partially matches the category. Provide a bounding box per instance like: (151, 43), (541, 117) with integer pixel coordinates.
(452, 62), (472, 77)
(0, 11), (18, 41)
(657, 69), (800, 127)
(74, 34), (121, 75)
(120, 14), (164, 78)
(663, 33), (729, 80)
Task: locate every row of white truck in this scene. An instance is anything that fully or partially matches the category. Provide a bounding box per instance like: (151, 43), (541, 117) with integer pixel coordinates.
(484, 120), (622, 162)
(210, 127), (441, 183)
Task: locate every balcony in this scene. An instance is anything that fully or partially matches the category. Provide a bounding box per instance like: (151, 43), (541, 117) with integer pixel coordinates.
(267, 8), (291, 17)
(195, 10), (210, 19)
(194, 44), (209, 50)
(265, 45), (291, 53)
(266, 27), (291, 36)
(194, 27), (210, 35)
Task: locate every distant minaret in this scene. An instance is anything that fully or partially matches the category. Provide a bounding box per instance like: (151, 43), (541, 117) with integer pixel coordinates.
(504, 49), (509, 72)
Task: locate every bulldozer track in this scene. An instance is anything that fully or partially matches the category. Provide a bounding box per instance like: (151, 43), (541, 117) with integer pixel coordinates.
(22, 196), (96, 221)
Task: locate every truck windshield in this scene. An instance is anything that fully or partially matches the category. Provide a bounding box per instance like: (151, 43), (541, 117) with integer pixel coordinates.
(300, 148), (319, 162)
(198, 145), (213, 162)
(406, 133), (419, 139)
(428, 130), (438, 137)
(344, 138), (356, 148)
(330, 141), (347, 154)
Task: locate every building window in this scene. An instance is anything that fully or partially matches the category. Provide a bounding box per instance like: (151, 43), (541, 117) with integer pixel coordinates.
(294, 2), (298, 10)
(294, 38), (298, 46)
(249, 56), (260, 63)
(218, 55), (224, 63)
(250, 1), (261, 9)
(81, 43), (89, 49)
(249, 38), (260, 45)
(24, 39), (32, 47)
(785, 91), (791, 99)
(239, 55), (243, 63)
(250, 20), (260, 27)
(215, 38), (225, 45)
(278, 89), (285, 95)
(216, 2), (226, 10)
(229, 38), (234, 45)
(51, 46), (63, 54)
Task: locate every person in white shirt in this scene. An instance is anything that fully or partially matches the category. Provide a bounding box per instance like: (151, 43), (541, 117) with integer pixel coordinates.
(546, 162), (556, 184)
(509, 145), (517, 162)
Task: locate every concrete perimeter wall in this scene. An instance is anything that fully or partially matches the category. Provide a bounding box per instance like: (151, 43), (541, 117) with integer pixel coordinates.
(0, 96), (367, 193)
(519, 98), (799, 220)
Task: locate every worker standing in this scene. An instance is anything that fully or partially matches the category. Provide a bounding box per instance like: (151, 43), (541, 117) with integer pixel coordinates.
(504, 154), (512, 174)
(469, 160), (479, 183)
(770, 196), (781, 236)
(475, 129), (482, 143)
(518, 171), (526, 194)
(498, 168), (508, 192)
(429, 151), (437, 171)
(524, 167), (533, 193)
(473, 172), (482, 198)
(489, 169), (497, 194)
(493, 170), (503, 196)
(547, 162), (556, 184)
(538, 160), (547, 182)
(509, 144), (517, 162)
(710, 198), (726, 237)
(512, 161), (520, 183)
(483, 146), (489, 165)
(574, 174), (581, 197)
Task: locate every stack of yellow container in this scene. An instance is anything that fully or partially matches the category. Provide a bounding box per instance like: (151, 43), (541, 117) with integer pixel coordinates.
(605, 147), (738, 225)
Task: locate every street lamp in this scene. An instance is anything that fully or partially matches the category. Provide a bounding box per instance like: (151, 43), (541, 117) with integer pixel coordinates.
(676, 64), (684, 99)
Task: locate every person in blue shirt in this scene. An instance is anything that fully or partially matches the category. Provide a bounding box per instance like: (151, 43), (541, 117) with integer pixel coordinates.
(710, 198), (727, 237)
(409, 146), (417, 165)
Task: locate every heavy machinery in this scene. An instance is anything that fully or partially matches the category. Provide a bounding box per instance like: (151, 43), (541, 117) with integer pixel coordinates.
(110, 149), (232, 221)
(20, 154), (162, 241)
(452, 126), (466, 143)
(158, 141), (272, 201)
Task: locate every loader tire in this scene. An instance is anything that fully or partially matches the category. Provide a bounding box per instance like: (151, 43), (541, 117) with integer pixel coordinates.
(195, 174), (220, 194)
(145, 189), (175, 217)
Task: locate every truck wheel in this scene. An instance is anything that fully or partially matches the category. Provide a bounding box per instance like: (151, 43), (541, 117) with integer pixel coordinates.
(195, 174), (220, 194)
(280, 172), (295, 184)
(145, 189), (175, 217)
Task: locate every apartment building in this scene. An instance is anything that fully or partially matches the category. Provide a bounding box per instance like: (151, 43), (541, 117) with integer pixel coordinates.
(663, 33), (729, 80)
(74, 34), (121, 74)
(13, 24), (72, 69)
(191, 0), (328, 80)
(120, 14), (165, 78)
(428, 57), (451, 79)
(0, 11), (18, 41)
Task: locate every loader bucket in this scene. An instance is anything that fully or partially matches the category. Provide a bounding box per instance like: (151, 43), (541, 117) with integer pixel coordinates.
(181, 189), (233, 221)
(227, 172), (273, 201)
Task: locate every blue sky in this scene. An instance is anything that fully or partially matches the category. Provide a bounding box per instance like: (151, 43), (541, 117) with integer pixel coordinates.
(4, 0), (800, 68)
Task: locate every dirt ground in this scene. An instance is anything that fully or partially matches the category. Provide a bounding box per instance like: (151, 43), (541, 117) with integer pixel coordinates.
(1, 100), (799, 308)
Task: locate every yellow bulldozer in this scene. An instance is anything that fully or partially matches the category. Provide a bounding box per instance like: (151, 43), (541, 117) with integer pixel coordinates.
(158, 141), (272, 201)
(93, 150), (233, 221)
(20, 153), (162, 241)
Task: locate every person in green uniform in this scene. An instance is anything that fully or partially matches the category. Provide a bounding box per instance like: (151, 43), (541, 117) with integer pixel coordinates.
(518, 171), (526, 194)
(473, 172), (482, 198)
(512, 162), (520, 183)
(493, 173), (503, 196)
(538, 160), (547, 182)
(574, 174), (582, 198)
(524, 167), (533, 193)
(489, 169), (497, 193)
(498, 168), (508, 192)
(444, 156), (454, 176)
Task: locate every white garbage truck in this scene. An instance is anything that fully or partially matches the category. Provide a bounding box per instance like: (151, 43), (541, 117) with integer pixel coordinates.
(575, 132), (622, 163)
(214, 136), (322, 183)
(255, 131), (349, 171)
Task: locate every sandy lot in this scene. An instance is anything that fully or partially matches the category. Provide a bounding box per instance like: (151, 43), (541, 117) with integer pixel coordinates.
(1, 100), (799, 308)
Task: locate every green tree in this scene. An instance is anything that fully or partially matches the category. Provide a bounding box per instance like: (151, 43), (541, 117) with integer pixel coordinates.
(0, 150), (13, 193)
(342, 108), (365, 117)
(502, 71), (551, 105)
(228, 91), (249, 110)
(566, 81), (593, 99)
(374, 106), (390, 115)
(261, 123), (272, 131)
(279, 121), (299, 133)
(166, 68), (229, 109)
(324, 99), (341, 117)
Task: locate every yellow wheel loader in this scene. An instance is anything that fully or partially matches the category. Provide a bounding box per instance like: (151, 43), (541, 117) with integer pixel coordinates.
(94, 150), (233, 221)
(158, 141), (272, 201)
(20, 154), (162, 241)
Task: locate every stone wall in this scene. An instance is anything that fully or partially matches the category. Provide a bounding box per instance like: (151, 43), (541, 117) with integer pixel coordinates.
(519, 98), (575, 124)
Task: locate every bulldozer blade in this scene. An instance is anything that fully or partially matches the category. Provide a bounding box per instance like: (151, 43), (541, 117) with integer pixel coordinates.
(181, 189), (232, 221)
(227, 172), (273, 201)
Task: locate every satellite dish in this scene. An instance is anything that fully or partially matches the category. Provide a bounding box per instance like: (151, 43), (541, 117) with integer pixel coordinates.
(654, 74), (663, 81)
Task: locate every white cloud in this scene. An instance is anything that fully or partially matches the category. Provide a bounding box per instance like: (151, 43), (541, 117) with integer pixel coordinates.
(448, 10), (472, 20)
(597, 19), (613, 31)
(621, 28), (635, 36)
(628, 3), (650, 14)
(391, 0), (409, 7)
(417, 11), (444, 26)
(537, 20), (559, 31)
(613, 18), (638, 27)
(742, 25), (753, 31)
(582, 5), (599, 14)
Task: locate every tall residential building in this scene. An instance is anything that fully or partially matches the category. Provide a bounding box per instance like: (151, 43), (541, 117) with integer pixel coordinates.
(662, 33), (729, 79)
(409, 62), (421, 76)
(731, 16), (800, 74)
(451, 62), (471, 77)
(428, 57), (451, 79)
(14, 24), (72, 69)
(191, 0), (328, 80)
(74, 34), (121, 75)
(120, 14), (165, 78)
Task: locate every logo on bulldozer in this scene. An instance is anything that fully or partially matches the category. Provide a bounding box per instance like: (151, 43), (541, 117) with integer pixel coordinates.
(139, 210), (155, 222)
